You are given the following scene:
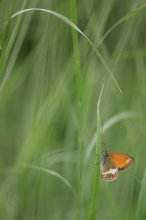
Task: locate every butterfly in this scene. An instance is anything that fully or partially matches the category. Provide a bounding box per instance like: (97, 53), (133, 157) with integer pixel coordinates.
(100, 150), (134, 181)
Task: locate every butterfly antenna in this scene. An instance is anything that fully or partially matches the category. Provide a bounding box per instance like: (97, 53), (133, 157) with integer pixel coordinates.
(103, 142), (109, 151)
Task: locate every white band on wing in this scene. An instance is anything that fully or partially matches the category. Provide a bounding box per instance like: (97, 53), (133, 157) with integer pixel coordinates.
(102, 167), (118, 175)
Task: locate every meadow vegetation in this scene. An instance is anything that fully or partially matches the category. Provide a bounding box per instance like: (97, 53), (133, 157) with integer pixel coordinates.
(0, 0), (146, 219)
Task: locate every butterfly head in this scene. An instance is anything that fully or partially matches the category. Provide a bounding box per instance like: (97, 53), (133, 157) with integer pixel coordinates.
(100, 150), (109, 164)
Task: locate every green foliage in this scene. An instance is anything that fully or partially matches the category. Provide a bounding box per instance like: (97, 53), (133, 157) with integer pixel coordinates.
(0, 0), (146, 219)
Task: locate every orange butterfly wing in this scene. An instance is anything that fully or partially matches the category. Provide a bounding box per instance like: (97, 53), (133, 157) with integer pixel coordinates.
(109, 153), (134, 171)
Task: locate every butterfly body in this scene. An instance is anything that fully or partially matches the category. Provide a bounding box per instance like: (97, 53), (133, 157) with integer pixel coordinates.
(100, 150), (134, 181)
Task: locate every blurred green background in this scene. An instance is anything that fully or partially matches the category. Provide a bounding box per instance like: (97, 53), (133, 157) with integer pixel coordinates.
(0, 0), (146, 219)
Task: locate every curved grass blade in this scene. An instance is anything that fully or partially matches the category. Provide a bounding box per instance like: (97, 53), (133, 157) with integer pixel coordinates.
(11, 8), (122, 94)
(22, 164), (75, 195)
(103, 111), (137, 132)
(98, 4), (146, 46)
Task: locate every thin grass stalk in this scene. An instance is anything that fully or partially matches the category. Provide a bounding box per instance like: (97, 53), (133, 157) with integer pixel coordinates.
(0, 0), (16, 55)
(88, 86), (103, 220)
(70, 0), (82, 218)
(0, 0), (28, 97)
(135, 170), (146, 220)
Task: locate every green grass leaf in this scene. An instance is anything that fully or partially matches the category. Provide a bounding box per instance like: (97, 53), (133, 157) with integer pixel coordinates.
(22, 164), (76, 194)
(135, 170), (146, 220)
(88, 85), (103, 220)
(11, 8), (122, 94)
(85, 111), (136, 161)
(98, 4), (146, 46)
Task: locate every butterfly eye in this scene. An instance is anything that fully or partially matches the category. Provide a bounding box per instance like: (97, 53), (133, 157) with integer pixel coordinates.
(105, 153), (109, 159)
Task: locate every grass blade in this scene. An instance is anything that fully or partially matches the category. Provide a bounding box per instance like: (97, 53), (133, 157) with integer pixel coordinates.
(135, 170), (146, 220)
(85, 111), (136, 161)
(98, 4), (146, 46)
(22, 164), (76, 195)
(88, 85), (103, 220)
(11, 8), (122, 94)
(69, 1), (82, 219)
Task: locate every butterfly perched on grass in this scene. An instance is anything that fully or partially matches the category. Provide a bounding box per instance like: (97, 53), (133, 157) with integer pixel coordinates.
(100, 150), (134, 181)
